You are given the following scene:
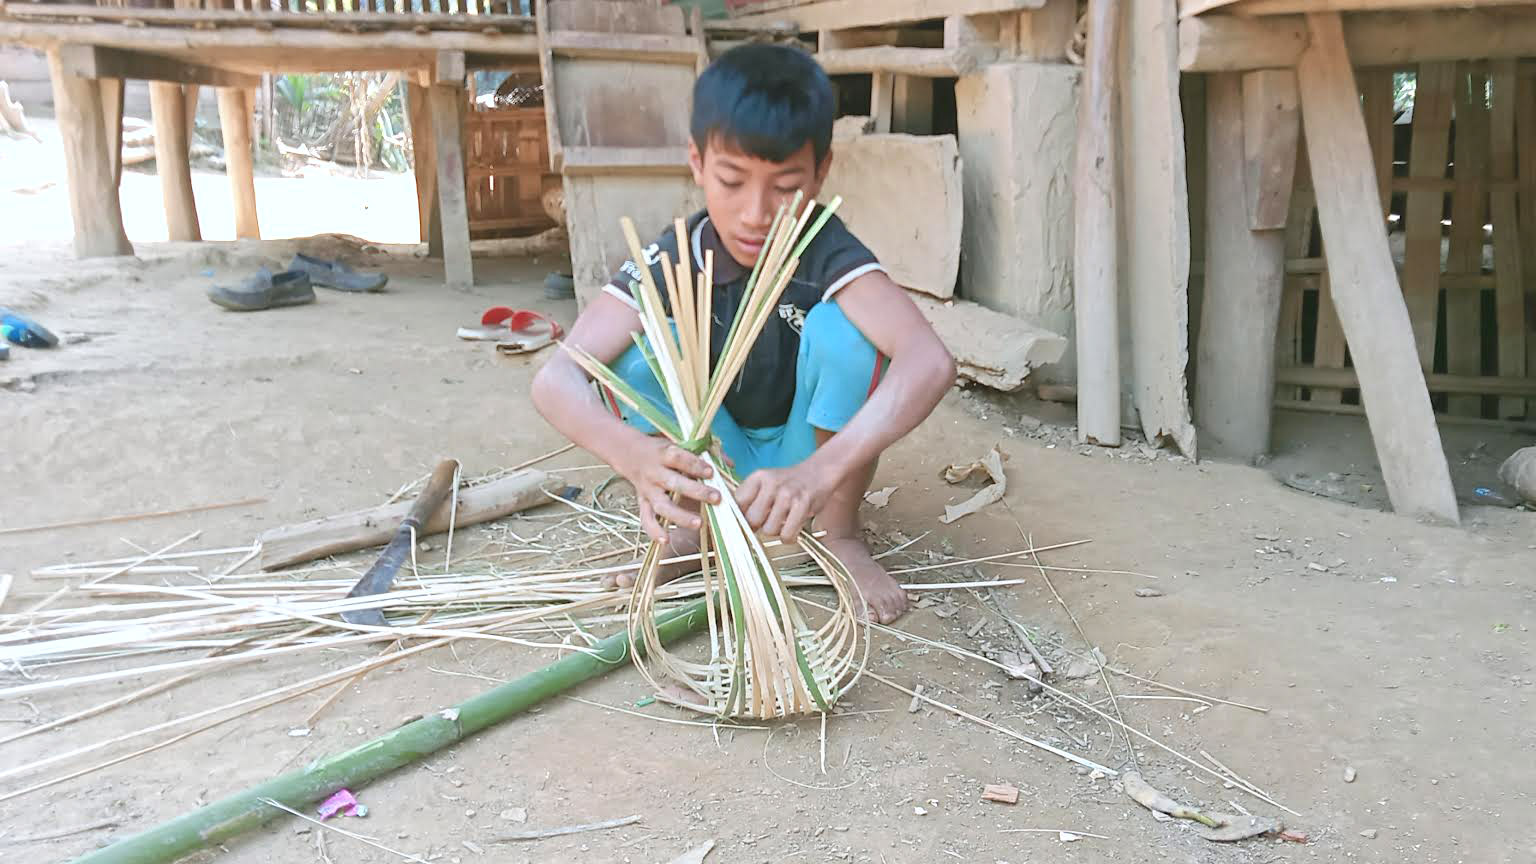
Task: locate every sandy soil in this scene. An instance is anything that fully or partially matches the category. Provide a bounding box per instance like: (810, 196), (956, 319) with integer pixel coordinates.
(3, 128), (1535, 864)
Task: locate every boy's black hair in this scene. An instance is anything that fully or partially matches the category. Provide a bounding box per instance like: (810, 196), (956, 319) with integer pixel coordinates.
(690, 42), (835, 165)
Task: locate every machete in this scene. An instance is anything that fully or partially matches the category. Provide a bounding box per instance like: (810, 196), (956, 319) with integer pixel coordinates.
(339, 458), (460, 628)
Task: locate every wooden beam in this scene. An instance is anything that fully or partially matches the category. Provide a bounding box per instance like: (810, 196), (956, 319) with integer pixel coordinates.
(870, 70), (894, 133)
(429, 82), (472, 288)
(1017, 0), (1079, 61)
(1489, 58), (1526, 419)
(1278, 366), (1536, 398)
(1296, 11), (1457, 524)
(1225, 0), (1536, 15)
(1073, 0), (1121, 447)
(731, 0), (1045, 32)
(148, 81), (200, 242)
(1197, 72), (1290, 460)
(1518, 73), (1536, 417)
(815, 47), (973, 77)
(45, 48), (132, 258)
(1311, 272), (1349, 403)
(1399, 62), (1454, 373)
(1359, 68), (1394, 214)
(57, 44), (260, 89)
(3, 4), (536, 33)
(544, 30), (702, 64)
(1181, 8), (1536, 72)
(1241, 68), (1299, 231)
(216, 87), (260, 240)
(0, 21), (536, 75)
(405, 81), (442, 257)
(559, 145), (691, 176)
(892, 74), (934, 134)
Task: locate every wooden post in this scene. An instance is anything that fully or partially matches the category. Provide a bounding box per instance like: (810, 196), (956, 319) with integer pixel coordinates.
(1488, 59), (1525, 419)
(1296, 12), (1458, 525)
(99, 77), (124, 188)
(1399, 62), (1454, 370)
(406, 80), (443, 257)
(1073, 0), (1121, 447)
(892, 75), (933, 135)
(429, 82), (472, 287)
(216, 87), (260, 239)
(1517, 74), (1536, 418)
(1360, 69), (1394, 215)
(148, 81), (201, 241)
(870, 71), (893, 134)
(1195, 70), (1297, 460)
(45, 48), (132, 258)
(1446, 64), (1488, 417)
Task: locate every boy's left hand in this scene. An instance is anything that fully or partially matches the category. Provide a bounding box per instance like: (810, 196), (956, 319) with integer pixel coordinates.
(735, 462), (834, 544)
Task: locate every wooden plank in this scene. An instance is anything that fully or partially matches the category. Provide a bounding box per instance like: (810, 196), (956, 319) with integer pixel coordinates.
(560, 145), (691, 175)
(1359, 68), (1394, 214)
(1489, 58), (1526, 419)
(1121, 0), (1196, 457)
(216, 87), (260, 240)
(1073, 0), (1121, 447)
(1311, 272), (1349, 403)
(534, 0), (562, 170)
(258, 469), (558, 571)
(98, 76), (124, 189)
(406, 81), (443, 255)
(57, 44), (261, 89)
(909, 294), (1066, 391)
(1180, 8), (1536, 72)
(430, 83), (473, 287)
(943, 13), (1003, 69)
(730, 0), (1045, 32)
(148, 81), (201, 242)
(1446, 63), (1489, 416)
(545, 30), (702, 64)
(1519, 72), (1536, 416)
(1277, 139), (1316, 401)
(816, 47), (971, 77)
(1399, 61), (1454, 370)
(1241, 68), (1300, 231)
(1296, 11), (1458, 524)
(45, 48), (132, 258)
(1278, 365), (1536, 398)
(1197, 72), (1290, 459)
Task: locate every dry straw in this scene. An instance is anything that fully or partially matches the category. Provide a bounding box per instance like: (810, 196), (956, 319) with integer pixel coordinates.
(561, 194), (868, 719)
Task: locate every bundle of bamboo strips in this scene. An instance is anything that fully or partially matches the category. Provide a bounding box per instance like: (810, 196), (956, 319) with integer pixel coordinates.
(561, 195), (867, 719)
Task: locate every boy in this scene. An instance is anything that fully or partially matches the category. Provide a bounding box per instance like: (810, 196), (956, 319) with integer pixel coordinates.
(531, 43), (955, 624)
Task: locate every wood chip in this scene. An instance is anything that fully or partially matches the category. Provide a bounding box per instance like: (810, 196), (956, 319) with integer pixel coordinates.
(982, 783), (1020, 805)
(907, 684), (925, 713)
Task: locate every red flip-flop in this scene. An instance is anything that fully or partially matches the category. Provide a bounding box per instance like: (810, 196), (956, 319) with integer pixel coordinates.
(457, 307), (564, 354)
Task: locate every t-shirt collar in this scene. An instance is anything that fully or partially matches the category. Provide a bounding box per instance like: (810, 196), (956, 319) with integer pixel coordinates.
(695, 216), (749, 285)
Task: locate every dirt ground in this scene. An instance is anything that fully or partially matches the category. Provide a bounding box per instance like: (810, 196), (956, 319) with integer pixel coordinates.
(3, 122), (1535, 864)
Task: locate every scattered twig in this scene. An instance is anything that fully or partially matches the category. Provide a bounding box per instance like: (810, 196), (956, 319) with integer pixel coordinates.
(997, 828), (1112, 840)
(506, 442), (577, 473)
(1200, 749), (1299, 817)
(493, 814), (641, 842)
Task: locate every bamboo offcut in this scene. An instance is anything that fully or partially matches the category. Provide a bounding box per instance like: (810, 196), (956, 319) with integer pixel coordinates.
(69, 600), (708, 864)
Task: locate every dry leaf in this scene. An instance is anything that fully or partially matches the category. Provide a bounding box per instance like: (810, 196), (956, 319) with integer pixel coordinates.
(864, 486), (897, 508)
(940, 446), (1007, 524)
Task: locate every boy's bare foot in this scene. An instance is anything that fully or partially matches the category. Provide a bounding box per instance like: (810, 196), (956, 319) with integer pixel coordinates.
(822, 537), (908, 624)
(603, 527), (701, 590)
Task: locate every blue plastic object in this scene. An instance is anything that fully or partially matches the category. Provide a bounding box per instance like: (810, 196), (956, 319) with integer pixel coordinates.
(0, 308), (58, 348)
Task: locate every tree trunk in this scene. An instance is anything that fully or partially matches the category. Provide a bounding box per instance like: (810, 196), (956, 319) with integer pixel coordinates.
(323, 72), (400, 166)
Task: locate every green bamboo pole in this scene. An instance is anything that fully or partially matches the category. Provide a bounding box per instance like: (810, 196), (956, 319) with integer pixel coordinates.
(73, 599), (708, 864)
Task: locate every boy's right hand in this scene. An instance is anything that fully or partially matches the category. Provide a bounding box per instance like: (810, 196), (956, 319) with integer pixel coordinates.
(620, 438), (721, 543)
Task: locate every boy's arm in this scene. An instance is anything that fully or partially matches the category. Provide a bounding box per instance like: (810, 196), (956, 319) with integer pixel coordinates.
(530, 293), (719, 542)
(737, 270), (956, 540)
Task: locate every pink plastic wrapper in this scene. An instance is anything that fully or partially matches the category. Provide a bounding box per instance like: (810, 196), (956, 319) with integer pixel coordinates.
(317, 789), (367, 820)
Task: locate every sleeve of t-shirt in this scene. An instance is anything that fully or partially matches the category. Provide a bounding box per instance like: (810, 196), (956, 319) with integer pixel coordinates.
(803, 212), (886, 301)
(601, 226), (680, 314)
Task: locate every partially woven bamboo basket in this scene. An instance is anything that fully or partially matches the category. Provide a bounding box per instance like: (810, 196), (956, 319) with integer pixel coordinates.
(562, 194), (869, 718)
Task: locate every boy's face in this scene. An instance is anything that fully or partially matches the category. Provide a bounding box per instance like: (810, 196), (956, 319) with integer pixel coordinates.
(689, 135), (831, 268)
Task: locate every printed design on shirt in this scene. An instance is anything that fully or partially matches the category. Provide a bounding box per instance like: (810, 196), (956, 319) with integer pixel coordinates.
(617, 242), (664, 296)
(777, 302), (805, 334)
